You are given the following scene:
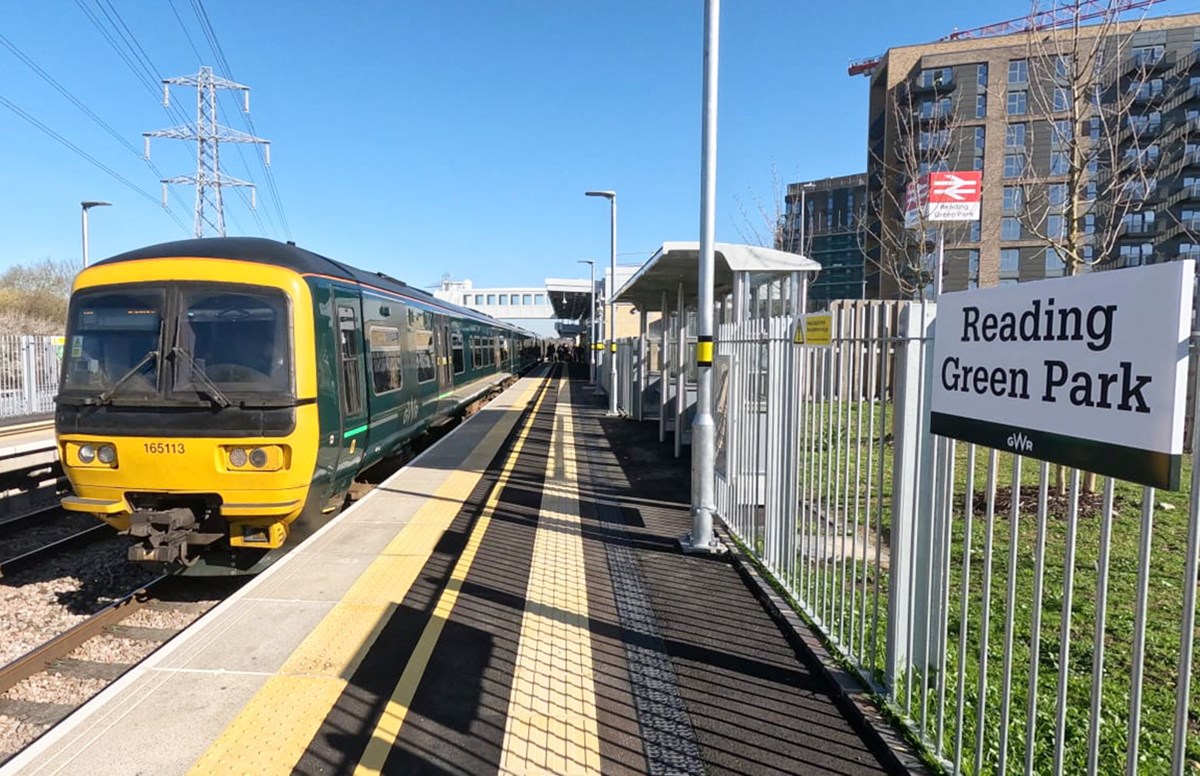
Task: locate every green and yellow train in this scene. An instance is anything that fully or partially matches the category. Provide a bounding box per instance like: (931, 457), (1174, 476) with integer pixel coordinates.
(54, 237), (540, 574)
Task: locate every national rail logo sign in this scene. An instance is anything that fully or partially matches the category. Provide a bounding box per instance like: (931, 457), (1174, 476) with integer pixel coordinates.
(906, 171), (982, 226)
(930, 260), (1194, 490)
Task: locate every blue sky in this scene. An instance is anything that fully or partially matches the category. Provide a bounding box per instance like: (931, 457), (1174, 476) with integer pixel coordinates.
(3, 1), (1200, 289)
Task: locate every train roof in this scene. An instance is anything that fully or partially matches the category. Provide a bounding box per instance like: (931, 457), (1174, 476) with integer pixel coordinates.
(96, 237), (540, 339)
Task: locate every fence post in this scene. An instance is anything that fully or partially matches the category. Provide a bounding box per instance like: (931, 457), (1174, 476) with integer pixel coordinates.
(886, 301), (938, 687)
(20, 335), (37, 416)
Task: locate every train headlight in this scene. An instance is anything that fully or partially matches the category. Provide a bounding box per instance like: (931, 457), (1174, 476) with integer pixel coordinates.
(96, 444), (116, 465)
(222, 445), (286, 472)
(78, 444), (96, 463)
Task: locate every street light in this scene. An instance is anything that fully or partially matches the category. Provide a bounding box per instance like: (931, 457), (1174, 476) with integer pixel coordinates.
(81, 201), (112, 268)
(585, 190), (617, 415)
(577, 259), (597, 384)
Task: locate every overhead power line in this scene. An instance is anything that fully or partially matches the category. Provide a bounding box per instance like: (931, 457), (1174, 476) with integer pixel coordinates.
(0, 93), (190, 233)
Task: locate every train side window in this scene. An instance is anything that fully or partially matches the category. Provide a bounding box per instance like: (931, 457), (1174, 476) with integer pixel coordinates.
(413, 328), (435, 383)
(368, 324), (402, 394)
(451, 332), (465, 374)
(338, 305), (363, 416)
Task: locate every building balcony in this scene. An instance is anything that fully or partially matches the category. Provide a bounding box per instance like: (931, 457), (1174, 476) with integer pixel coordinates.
(1180, 183), (1200, 201)
(1128, 87), (1166, 105)
(908, 73), (956, 95)
(1118, 219), (1160, 237)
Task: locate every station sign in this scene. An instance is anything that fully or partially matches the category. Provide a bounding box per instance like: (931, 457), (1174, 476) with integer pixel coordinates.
(905, 171), (982, 226)
(930, 260), (1194, 490)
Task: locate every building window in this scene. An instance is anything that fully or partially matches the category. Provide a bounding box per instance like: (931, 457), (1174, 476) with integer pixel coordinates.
(1118, 243), (1153, 267)
(1054, 55), (1071, 80)
(1005, 123), (1026, 148)
(1000, 248), (1021, 273)
(1053, 86), (1071, 112)
(1052, 119), (1073, 147)
(999, 278), (1019, 287)
(1132, 45), (1165, 68)
(1045, 248), (1064, 275)
(1128, 78), (1164, 101)
(486, 294), (496, 305)
(534, 293), (545, 304)
(1048, 214), (1066, 239)
(1122, 210), (1156, 234)
(1182, 209), (1200, 230)
(977, 63), (988, 88)
(919, 67), (953, 89)
(1089, 116), (1101, 141)
(1008, 59), (1028, 84)
(1084, 214), (1096, 234)
(969, 220), (981, 242)
(1181, 243), (1200, 260)
(1007, 90), (1027, 115)
(522, 293), (532, 305)
(1050, 151), (1069, 175)
(1002, 217), (1022, 240)
(1003, 185), (1024, 214)
(976, 94), (987, 118)
(973, 156), (985, 171)
(974, 127), (986, 153)
(1049, 183), (1067, 208)
(1004, 154), (1025, 178)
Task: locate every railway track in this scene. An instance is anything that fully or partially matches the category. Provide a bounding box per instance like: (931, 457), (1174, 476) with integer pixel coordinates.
(0, 575), (245, 764)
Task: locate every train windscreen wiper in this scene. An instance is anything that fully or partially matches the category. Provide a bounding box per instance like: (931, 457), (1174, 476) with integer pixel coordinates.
(95, 350), (160, 405)
(170, 346), (232, 408)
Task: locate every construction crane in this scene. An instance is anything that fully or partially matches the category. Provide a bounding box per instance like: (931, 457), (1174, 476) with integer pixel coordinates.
(848, 0), (1164, 77)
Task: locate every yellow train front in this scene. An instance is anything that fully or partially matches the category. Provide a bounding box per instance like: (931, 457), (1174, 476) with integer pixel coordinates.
(55, 237), (539, 574)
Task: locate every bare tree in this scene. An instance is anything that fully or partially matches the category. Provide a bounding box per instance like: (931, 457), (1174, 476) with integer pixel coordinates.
(861, 77), (972, 298)
(0, 257), (79, 333)
(1013, 0), (1169, 279)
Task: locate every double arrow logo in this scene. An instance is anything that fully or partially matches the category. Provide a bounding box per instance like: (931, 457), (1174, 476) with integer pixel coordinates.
(931, 173), (980, 201)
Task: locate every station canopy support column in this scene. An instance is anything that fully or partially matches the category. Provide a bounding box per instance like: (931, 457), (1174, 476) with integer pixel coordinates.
(611, 241), (820, 552)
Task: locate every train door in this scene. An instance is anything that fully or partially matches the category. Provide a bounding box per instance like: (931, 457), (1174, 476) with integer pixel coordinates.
(332, 288), (368, 492)
(434, 314), (454, 415)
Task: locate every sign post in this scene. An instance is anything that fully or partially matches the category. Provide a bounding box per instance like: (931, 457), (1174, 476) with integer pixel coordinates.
(906, 171), (982, 298)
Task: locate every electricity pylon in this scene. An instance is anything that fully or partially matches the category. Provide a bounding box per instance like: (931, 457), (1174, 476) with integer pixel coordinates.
(144, 66), (271, 238)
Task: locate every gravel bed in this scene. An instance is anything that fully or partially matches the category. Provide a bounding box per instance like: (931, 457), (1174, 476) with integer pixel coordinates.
(3, 673), (108, 705)
(123, 607), (207, 630)
(0, 512), (100, 560)
(66, 636), (159, 665)
(0, 715), (48, 762)
(0, 537), (159, 665)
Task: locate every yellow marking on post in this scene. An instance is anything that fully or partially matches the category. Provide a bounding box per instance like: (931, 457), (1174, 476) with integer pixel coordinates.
(499, 389), (601, 774)
(696, 340), (714, 364)
(188, 379), (542, 776)
(352, 376), (554, 775)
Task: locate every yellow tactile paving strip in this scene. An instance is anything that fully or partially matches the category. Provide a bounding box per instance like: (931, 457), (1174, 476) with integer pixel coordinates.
(499, 384), (602, 775)
(352, 379), (553, 775)
(188, 379), (541, 776)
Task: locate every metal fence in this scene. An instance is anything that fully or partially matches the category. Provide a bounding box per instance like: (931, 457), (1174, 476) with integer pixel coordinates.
(0, 335), (61, 419)
(705, 297), (1200, 775)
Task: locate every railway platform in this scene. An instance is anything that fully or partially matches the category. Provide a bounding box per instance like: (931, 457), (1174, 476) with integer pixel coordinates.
(2, 364), (917, 775)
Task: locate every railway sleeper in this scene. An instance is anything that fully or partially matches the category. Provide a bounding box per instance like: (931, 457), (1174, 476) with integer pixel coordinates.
(127, 508), (223, 566)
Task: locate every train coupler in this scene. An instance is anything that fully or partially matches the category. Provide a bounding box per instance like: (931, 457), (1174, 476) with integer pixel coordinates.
(127, 508), (223, 565)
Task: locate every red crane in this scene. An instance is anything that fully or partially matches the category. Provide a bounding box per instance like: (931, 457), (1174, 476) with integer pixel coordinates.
(848, 0), (1165, 77)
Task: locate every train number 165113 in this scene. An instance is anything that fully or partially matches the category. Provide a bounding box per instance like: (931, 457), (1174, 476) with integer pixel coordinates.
(143, 442), (185, 454)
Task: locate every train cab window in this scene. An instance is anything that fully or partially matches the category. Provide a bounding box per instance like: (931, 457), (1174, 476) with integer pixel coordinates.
(62, 289), (164, 397)
(338, 306), (363, 416)
(174, 287), (291, 397)
(451, 332), (465, 374)
(368, 324), (402, 394)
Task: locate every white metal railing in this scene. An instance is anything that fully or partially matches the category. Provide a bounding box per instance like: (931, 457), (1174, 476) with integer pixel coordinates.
(707, 298), (1200, 774)
(0, 334), (61, 420)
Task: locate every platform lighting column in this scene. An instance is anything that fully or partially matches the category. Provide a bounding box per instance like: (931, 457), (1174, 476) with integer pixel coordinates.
(81, 201), (112, 268)
(578, 259), (597, 383)
(683, 0), (722, 554)
(585, 189), (617, 415)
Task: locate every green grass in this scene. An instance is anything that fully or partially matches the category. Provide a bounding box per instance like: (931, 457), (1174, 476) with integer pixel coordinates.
(745, 398), (1200, 774)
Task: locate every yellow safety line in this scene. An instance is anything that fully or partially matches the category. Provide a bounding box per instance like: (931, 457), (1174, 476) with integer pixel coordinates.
(353, 374), (554, 775)
(499, 384), (601, 774)
(188, 378), (543, 776)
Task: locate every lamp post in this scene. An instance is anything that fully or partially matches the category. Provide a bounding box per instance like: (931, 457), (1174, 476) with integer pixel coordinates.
(585, 189), (617, 415)
(81, 201), (112, 268)
(577, 259), (597, 383)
